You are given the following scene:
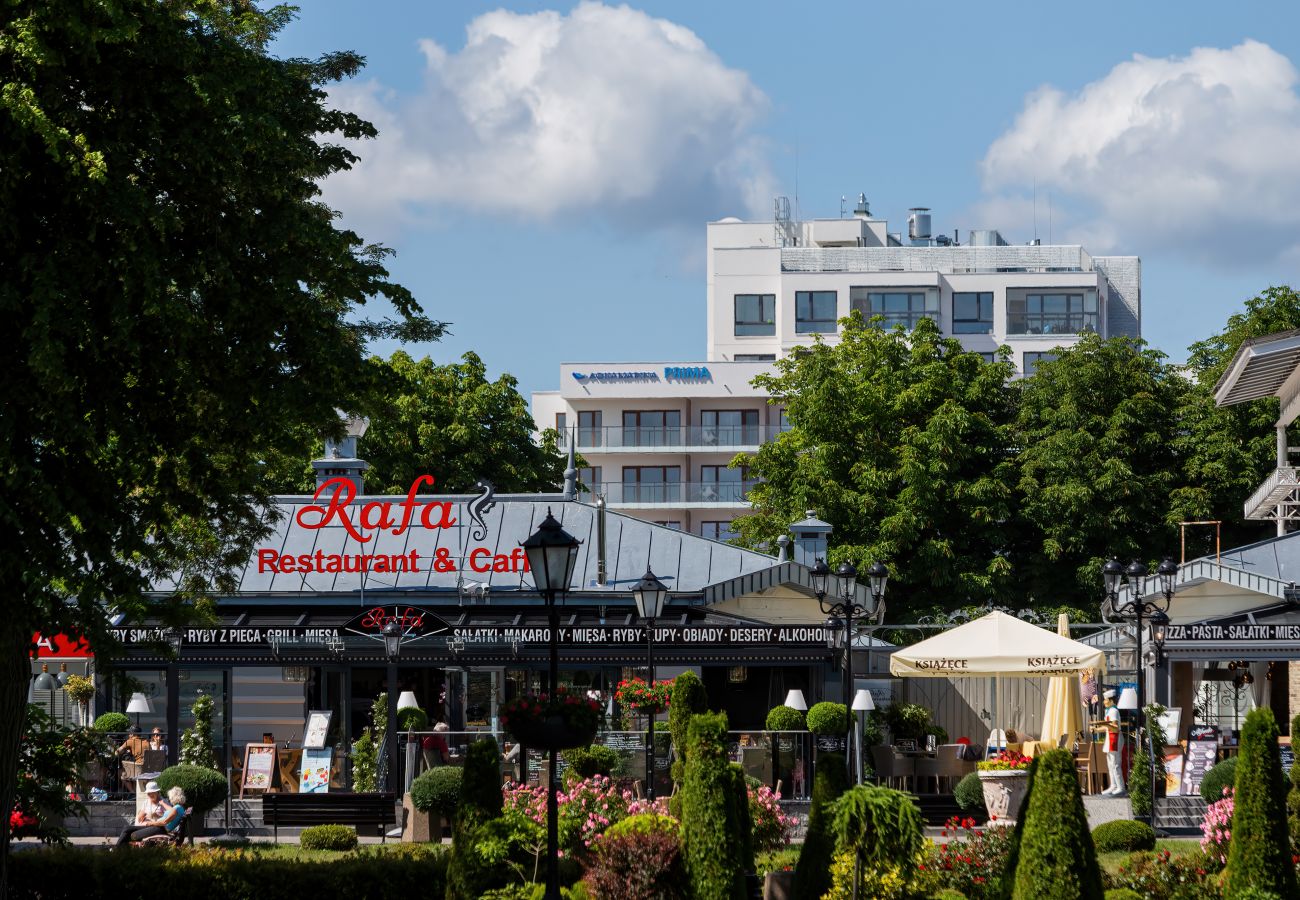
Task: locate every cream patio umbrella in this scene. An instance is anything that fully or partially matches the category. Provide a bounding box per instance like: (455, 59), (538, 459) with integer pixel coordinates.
(1039, 613), (1086, 746)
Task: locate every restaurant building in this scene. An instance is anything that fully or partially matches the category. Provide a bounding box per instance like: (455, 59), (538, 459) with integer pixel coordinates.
(88, 433), (876, 785)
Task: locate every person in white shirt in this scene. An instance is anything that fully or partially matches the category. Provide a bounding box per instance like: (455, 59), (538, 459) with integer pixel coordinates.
(115, 781), (171, 845)
(1101, 690), (1126, 796)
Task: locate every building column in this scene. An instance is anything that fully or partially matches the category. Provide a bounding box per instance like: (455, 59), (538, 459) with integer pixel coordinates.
(166, 663), (180, 768)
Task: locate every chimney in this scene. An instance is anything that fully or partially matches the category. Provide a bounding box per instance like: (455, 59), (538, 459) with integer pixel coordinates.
(312, 411), (371, 493)
(788, 511), (832, 568)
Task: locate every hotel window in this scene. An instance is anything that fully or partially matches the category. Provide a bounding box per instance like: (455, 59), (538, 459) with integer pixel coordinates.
(850, 288), (938, 330)
(621, 466), (681, 504)
(577, 410), (602, 447)
(976, 352), (997, 363)
(577, 466), (602, 497)
(555, 413), (567, 434)
(1022, 352), (1059, 375)
(700, 410), (759, 446)
(734, 353), (777, 362)
(952, 292), (994, 334)
(622, 410), (681, 448)
(700, 465), (751, 503)
(734, 294), (776, 336)
(653, 520), (683, 530)
(1007, 292), (1098, 335)
(795, 291), (838, 333)
(700, 521), (739, 542)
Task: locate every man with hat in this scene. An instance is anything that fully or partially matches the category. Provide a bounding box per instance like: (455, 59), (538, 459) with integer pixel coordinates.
(1100, 689), (1126, 796)
(114, 780), (172, 846)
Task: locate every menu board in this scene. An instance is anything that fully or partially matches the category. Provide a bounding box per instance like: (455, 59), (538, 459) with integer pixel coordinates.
(300, 748), (332, 794)
(601, 733), (644, 752)
(241, 743), (277, 797)
(304, 711), (332, 750)
(1162, 747), (1184, 796)
(1180, 740), (1219, 797)
(1280, 743), (1295, 776)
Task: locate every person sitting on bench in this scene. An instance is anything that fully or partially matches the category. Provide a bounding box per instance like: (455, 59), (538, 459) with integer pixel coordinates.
(116, 784), (184, 846)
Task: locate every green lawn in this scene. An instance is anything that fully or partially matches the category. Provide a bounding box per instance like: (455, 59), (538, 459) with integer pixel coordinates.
(1097, 838), (1202, 874)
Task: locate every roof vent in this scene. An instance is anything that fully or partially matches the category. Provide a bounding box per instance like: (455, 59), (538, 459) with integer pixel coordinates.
(853, 193), (870, 218)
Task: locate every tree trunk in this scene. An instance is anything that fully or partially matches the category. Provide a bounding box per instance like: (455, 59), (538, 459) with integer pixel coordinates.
(0, 625), (33, 899)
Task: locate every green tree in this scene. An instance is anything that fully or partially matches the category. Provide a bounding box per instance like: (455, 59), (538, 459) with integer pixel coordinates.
(1225, 709), (1297, 899)
(733, 315), (1018, 617)
(794, 752), (848, 900)
(0, 0), (440, 885)
(1010, 748), (1103, 900)
(826, 784), (924, 896)
(179, 692), (218, 770)
(680, 711), (745, 900)
(1013, 335), (1189, 607)
(262, 351), (566, 494)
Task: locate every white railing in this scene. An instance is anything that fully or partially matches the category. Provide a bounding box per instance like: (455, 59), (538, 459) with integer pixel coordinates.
(779, 244), (1091, 274)
(1244, 466), (1300, 520)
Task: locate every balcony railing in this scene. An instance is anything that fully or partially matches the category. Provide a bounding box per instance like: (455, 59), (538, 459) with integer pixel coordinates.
(582, 480), (760, 506)
(572, 424), (789, 451)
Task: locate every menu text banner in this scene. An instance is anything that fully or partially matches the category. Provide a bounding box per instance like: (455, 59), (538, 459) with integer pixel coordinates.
(1166, 623), (1300, 643)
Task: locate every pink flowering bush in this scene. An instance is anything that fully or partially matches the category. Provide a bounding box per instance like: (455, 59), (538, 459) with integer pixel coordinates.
(1200, 787), (1234, 867)
(749, 784), (798, 852)
(503, 775), (634, 858)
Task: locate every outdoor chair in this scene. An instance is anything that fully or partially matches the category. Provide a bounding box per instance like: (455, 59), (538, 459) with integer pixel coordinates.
(870, 745), (915, 791)
(1075, 738), (1105, 795)
(915, 744), (975, 794)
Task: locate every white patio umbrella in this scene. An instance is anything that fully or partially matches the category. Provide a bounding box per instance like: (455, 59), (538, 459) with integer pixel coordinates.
(890, 611), (1106, 748)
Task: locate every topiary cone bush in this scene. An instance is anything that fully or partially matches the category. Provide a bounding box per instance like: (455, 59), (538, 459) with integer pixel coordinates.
(459, 736), (503, 820)
(1010, 748), (1103, 900)
(681, 710), (746, 900)
(668, 671), (708, 816)
(728, 762), (755, 876)
(765, 705), (805, 732)
(1224, 708), (1298, 899)
(1288, 712), (1300, 850)
(805, 702), (849, 736)
(793, 751), (847, 900)
(446, 736), (504, 900)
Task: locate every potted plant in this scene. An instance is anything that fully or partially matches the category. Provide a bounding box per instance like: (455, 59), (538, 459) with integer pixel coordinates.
(976, 750), (1031, 824)
(807, 702), (849, 753)
(615, 677), (673, 714)
(62, 675), (95, 727)
(500, 690), (601, 751)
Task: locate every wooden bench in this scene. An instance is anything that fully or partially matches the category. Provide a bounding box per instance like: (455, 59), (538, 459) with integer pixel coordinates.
(261, 792), (398, 843)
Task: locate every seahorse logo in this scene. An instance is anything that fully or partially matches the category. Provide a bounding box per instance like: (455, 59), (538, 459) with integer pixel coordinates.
(468, 479), (496, 541)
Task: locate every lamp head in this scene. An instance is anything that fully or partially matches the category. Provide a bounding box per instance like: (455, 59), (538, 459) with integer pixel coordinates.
(1156, 556), (1178, 598)
(832, 560), (858, 601)
(382, 619), (402, 660)
(1117, 687), (1139, 711)
(783, 689), (808, 711)
(522, 508), (582, 598)
(852, 689), (875, 712)
(631, 567), (669, 621)
(1148, 608), (1170, 649)
(809, 558), (831, 599)
(866, 560), (888, 600)
(1101, 558), (1124, 596)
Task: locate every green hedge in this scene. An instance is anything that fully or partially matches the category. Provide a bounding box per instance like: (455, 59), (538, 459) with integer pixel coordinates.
(1201, 757), (1238, 803)
(805, 702), (848, 735)
(681, 711), (745, 900)
(562, 744), (620, 779)
(410, 766), (461, 815)
(1090, 820), (1155, 853)
(954, 771), (986, 813)
(300, 824), (357, 851)
(1103, 890), (1144, 900)
(9, 846), (447, 900)
(1224, 708), (1297, 899)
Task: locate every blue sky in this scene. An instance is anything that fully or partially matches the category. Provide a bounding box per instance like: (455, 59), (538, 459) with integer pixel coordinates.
(273, 2), (1300, 397)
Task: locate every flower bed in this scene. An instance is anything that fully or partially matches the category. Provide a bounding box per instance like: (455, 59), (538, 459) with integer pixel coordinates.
(919, 816), (1015, 900)
(976, 750), (1030, 771)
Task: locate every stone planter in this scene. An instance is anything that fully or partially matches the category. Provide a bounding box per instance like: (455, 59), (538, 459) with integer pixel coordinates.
(978, 769), (1030, 824)
(401, 793), (430, 842)
(763, 870), (796, 900)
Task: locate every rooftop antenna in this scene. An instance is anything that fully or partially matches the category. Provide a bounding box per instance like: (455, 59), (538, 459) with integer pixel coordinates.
(840, 196), (847, 219)
(794, 139), (800, 223)
(1048, 192), (1053, 245)
(1033, 175), (1038, 242)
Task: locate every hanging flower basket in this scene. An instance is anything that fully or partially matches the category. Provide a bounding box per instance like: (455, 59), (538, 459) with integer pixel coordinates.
(501, 691), (600, 751)
(9, 809), (40, 840)
(615, 677), (673, 714)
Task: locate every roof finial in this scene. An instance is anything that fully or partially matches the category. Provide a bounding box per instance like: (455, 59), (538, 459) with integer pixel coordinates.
(562, 426), (577, 500)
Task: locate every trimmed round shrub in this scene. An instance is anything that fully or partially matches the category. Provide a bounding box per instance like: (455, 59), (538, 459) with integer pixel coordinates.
(1201, 756), (1238, 803)
(805, 702), (849, 735)
(411, 765), (461, 816)
(765, 705), (805, 732)
(1010, 748), (1104, 900)
(562, 743), (620, 779)
(156, 764), (227, 819)
(397, 706), (428, 732)
(1224, 708), (1297, 899)
(1091, 819), (1155, 853)
(300, 824), (358, 851)
(92, 712), (130, 733)
(1104, 890), (1144, 900)
(954, 770), (986, 813)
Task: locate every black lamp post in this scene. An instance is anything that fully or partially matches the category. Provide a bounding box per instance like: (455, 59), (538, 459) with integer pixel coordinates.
(383, 619), (401, 795)
(1102, 555), (1177, 828)
(810, 558), (886, 782)
(632, 567), (669, 801)
(522, 509), (581, 900)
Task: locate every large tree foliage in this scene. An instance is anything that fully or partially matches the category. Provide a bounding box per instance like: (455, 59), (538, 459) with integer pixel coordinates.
(0, 0), (439, 886)
(733, 315), (1019, 618)
(263, 351), (566, 494)
(1012, 335), (1188, 602)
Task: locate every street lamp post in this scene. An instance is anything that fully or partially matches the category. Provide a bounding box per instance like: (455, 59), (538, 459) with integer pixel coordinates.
(1102, 556), (1177, 828)
(810, 559), (886, 782)
(632, 568), (669, 802)
(383, 619), (402, 796)
(522, 509), (582, 900)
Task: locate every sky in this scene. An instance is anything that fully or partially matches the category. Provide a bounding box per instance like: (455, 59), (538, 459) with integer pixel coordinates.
(271, 1), (1300, 399)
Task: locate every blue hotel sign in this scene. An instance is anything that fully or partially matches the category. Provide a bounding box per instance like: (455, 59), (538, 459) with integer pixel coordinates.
(571, 367), (712, 383)
(663, 366), (711, 381)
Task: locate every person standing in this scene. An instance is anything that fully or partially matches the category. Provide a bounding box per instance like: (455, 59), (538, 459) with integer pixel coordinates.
(1101, 689), (1126, 796)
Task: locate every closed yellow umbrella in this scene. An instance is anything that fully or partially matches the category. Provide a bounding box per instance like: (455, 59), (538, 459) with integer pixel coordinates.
(1040, 613), (1085, 746)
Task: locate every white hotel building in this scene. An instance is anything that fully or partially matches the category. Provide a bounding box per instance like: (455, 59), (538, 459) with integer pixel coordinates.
(532, 198), (1142, 539)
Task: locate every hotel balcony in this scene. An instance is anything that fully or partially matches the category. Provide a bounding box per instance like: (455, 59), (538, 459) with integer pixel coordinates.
(581, 480), (760, 508)
(572, 425), (789, 454)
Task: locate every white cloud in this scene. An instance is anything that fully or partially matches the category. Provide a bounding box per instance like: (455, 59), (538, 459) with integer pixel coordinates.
(323, 2), (772, 231)
(981, 40), (1300, 264)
